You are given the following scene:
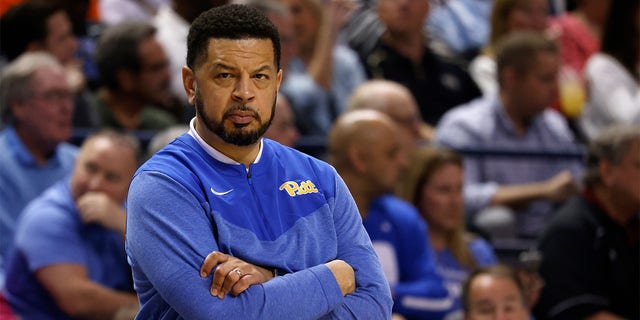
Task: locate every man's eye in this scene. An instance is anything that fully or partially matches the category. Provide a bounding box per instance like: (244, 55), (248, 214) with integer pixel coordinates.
(254, 74), (268, 80)
(478, 307), (494, 314)
(218, 73), (231, 79)
(106, 173), (121, 183)
(85, 162), (98, 173)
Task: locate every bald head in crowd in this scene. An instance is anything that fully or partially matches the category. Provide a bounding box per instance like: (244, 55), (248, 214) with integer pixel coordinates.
(328, 109), (407, 216)
(347, 80), (430, 151)
(462, 264), (530, 320)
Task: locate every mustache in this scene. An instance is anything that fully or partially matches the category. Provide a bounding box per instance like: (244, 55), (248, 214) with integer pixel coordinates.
(224, 105), (260, 120)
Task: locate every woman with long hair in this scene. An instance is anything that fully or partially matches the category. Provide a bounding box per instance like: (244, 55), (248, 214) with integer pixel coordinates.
(398, 146), (497, 314)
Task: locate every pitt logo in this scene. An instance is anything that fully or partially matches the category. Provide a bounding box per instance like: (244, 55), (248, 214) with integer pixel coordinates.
(279, 180), (319, 197)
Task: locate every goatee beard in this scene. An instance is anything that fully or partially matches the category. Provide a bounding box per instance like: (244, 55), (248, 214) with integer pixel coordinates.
(194, 91), (275, 146)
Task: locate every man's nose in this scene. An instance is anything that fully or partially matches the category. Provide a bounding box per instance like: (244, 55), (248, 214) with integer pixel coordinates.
(232, 75), (256, 103)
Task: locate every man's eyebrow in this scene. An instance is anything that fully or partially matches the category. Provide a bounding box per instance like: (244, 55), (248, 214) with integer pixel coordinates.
(474, 299), (494, 307)
(211, 63), (236, 72)
(504, 295), (523, 303)
(253, 65), (275, 73)
(210, 63), (274, 73)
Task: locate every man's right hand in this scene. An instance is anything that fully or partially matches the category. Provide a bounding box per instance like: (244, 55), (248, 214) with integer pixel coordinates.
(543, 170), (579, 202)
(200, 251), (274, 299)
(325, 260), (355, 296)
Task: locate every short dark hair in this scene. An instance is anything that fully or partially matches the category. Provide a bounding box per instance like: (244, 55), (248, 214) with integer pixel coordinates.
(186, 4), (281, 71)
(94, 21), (157, 91)
(495, 31), (558, 85)
(0, 0), (64, 61)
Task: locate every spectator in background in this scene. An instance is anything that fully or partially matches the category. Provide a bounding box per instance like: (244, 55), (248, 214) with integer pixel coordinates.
(534, 125), (640, 320)
(0, 0), (98, 128)
(328, 110), (455, 319)
(92, 21), (177, 131)
(154, 0), (228, 111)
(0, 52), (77, 285)
(0, 0), (78, 77)
(435, 32), (582, 241)
(354, 0), (481, 127)
(346, 79), (431, 152)
(279, 0), (366, 136)
(578, 0), (640, 142)
(469, 0), (550, 96)
(264, 92), (300, 147)
(398, 147), (497, 318)
(462, 264), (531, 320)
(4, 130), (140, 319)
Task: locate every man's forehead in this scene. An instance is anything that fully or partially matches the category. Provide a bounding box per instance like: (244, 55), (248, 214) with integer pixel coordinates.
(207, 37), (274, 51)
(196, 37), (276, 66)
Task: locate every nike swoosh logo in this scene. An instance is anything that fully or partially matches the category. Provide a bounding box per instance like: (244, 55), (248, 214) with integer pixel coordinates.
(210, 187), (233, 196)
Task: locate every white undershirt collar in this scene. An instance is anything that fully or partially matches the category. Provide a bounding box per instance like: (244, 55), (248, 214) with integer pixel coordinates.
(187, 117), (263, 166)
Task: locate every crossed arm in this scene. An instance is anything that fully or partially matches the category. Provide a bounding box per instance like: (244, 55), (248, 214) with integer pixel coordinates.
(199, 251), (355, 299)
(126, 171), (392, 319)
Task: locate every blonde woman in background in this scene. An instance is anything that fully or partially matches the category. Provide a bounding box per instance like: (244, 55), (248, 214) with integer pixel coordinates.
(398, 146), (497, 317)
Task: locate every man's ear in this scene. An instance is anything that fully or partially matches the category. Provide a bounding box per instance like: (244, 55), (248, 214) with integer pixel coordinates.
(11, 100), (28, 123)
(599, 160), (614, 187)
(500, 68), (516, 90)
(275, 69), (283, 91)
(348, 144), (368, 174)
(183, 66), (196, 105)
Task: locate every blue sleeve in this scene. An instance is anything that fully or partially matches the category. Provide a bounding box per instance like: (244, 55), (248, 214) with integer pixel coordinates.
(16, 205), (86, 271)
(323, 174), (393, 319)
(126, 171), (392, 319)
(392, 212), (454, 319)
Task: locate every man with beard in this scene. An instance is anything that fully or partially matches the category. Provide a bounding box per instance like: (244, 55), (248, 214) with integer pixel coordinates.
(125, 4), (392, 319)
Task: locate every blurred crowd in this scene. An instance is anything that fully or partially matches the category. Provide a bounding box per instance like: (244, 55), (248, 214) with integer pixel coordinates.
(0, 0), (638, 319)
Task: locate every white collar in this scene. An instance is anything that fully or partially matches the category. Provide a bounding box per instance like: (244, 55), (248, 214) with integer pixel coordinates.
(187, 117), (263, 166)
